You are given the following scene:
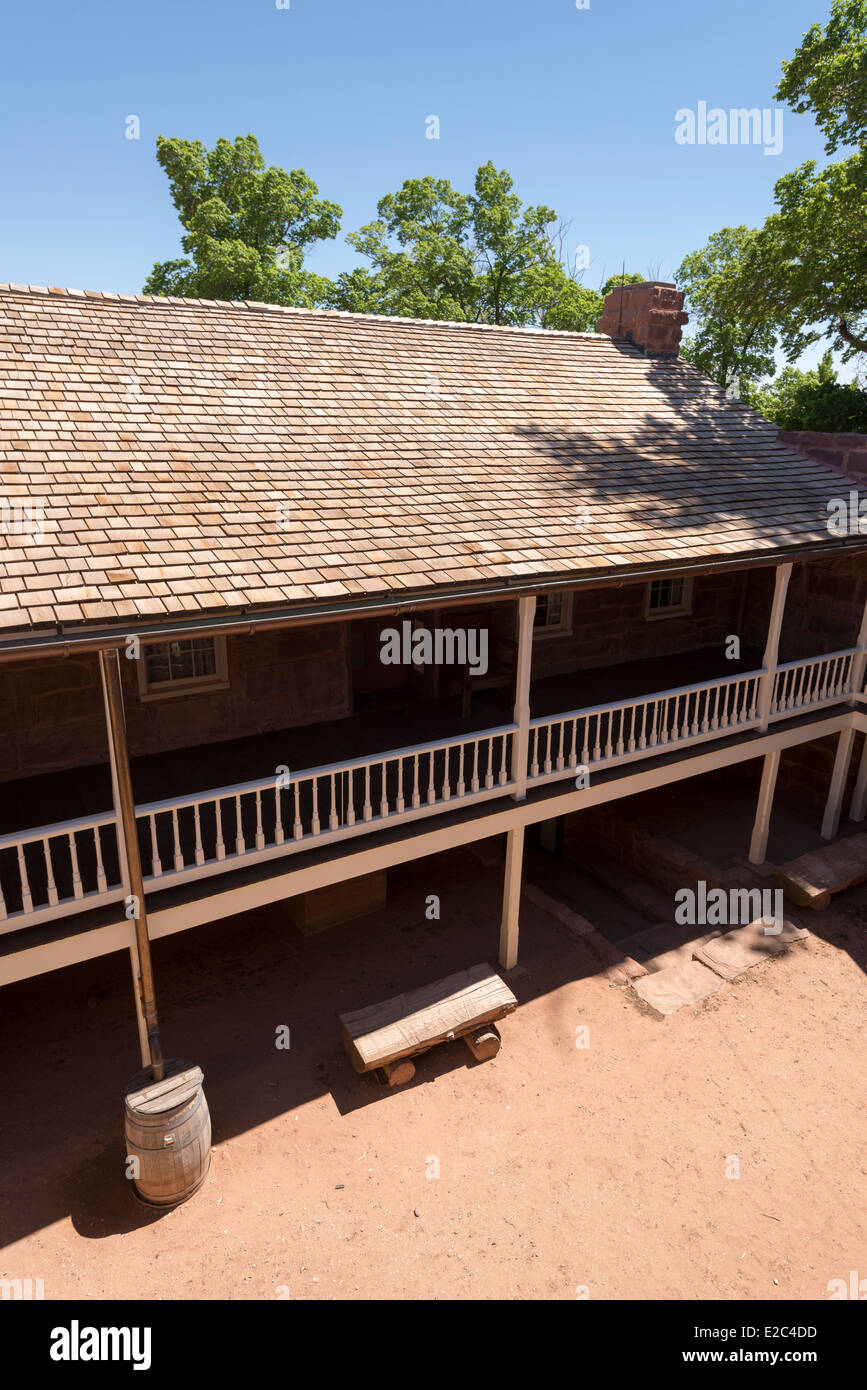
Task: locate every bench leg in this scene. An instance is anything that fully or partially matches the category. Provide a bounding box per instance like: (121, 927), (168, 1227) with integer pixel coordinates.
(463, 1023), (501, 1061)
(375, 1058), (416, 1087)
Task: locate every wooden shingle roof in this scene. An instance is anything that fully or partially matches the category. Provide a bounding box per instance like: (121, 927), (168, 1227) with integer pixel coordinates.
(0, 282), (860, 638)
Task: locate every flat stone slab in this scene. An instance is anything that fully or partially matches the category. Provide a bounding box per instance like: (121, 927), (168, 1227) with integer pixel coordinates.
(631, 959), (723, 1018)
(777, 832), (867, 911)
(693, 920), (791, 981)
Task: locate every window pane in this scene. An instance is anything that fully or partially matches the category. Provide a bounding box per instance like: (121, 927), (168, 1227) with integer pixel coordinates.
(145, 638), (218, 686)
(144, 650), (171, 684)
(649, 577), (687, 612)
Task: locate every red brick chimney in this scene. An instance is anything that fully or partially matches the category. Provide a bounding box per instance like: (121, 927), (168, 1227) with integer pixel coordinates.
(596, 281), (687, 357)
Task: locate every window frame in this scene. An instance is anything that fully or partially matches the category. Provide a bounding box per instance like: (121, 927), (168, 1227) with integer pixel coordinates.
(136, 635), (229, 701)
(533, 590), (574, 638)
(644, 575), (694, 621)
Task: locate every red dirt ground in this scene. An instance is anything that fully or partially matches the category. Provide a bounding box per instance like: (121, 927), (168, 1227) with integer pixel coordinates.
(1, 845), (865, 1301)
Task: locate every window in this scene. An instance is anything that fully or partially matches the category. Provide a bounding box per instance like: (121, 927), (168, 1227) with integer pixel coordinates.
(534, 591), (573, 636)
(137, 636), (228, 699)
(645, 576), (694, 619)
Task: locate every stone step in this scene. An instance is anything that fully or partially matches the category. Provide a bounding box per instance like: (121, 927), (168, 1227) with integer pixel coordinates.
(618, 920), (714, 971)
(631, 959), (724, 1019)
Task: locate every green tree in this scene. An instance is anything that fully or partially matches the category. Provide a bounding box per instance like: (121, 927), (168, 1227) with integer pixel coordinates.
(776, 0), (867, 154)
(678, 3), (867, 381)
(744, 351), (867, 431)
(144, 134), (341, 305)
(325, 163), (602, 330)
(599, 272), (644, 299)
(741, 148), (867, 363)
(674, 228), (778, 393)
(738, 1), (867, 363)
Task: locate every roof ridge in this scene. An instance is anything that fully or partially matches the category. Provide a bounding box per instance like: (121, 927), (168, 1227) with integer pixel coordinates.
(0, 282), (611, 342)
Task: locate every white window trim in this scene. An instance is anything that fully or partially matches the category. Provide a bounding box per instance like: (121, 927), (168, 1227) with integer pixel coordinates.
(533, 590), (574, 639)
(136, 635), (229, 702)
(644, 576), (694, 621)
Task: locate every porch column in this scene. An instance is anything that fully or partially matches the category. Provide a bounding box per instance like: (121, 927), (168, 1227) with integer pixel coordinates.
(510, 595), (536, 801)
(99, 649), (164, 1080)
(756, 562), (792, 731)
(850, 737), (867, 821)
(749, 750), (780, 864)
(843, 594), (867, 819)
(848, 592), (867, 707)
(498, 826), (525, 969)
(99, 658), (148, 1067)
(821, 727), (856, 840)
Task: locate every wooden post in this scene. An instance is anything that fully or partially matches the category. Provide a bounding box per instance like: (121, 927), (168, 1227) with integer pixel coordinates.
(99, 649), (164, 1080)
(757, 562), (792, 731)
(850, 737), (867, 821)
(499, 825), (524, 969)
(99, 656), (148, 1068)
(511, 596), (536, 801)
(821, 727), (856, 840)
(844, 594), (867, 821)
(749, 750), (780, 864)
(848, 593), (867, 708)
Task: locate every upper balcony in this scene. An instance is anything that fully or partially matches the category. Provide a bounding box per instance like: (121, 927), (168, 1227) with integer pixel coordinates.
(0, 620), (860, 944)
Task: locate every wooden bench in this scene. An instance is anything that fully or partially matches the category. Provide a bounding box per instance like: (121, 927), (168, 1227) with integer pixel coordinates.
(339, 962), (518, 1086)
(777, 831), (867, 910)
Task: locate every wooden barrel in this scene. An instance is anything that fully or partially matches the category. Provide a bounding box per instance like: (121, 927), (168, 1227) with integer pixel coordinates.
(124, 1058), (210, 1207)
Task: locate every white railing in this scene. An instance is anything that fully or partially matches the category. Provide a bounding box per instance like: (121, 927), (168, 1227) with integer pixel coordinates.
(0, 811), (124, 935)
(0, 726), (516, 934)
(132, 723), (516, 893)
(528, 668), (764, 786)
(769, 648), (858, 720)
(0, 651), (860, 938)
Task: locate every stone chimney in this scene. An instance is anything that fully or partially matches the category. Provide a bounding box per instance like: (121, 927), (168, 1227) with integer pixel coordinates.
(596, 281), (687, 357)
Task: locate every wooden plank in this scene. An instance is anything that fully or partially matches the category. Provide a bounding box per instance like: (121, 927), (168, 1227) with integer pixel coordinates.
(340, 962), (517, 1072)
(777, 831), (867, 910)
(125, 1060), (203, 1114)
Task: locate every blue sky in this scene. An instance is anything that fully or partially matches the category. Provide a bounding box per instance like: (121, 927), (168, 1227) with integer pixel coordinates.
(0, 0), (840, 373)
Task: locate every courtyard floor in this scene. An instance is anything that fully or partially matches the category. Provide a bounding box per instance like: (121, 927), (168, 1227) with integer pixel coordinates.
(0, 839), (864, 1301)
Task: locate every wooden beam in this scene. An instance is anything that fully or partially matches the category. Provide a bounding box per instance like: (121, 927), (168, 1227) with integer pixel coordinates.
(749, 750), (780, 864)
(499, 826), (525, 969)
(99, 650), (164, 1080)
(757, 562), (792, 731)
(511, 596), (536, 801)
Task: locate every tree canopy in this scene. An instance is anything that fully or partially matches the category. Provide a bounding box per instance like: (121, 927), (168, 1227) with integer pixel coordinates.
(143, 134), (342, 305)
(144, 138), (646, 335)
(775, 0), (867, 154)
(676, 0), (867, 398)
(743, 350), (867, 431)
(324, 162), (604, 331)
(675, 228), (778, 394)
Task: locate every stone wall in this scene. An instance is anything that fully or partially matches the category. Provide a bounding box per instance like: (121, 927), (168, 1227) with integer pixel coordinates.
(778, 431), (867, 482)
(777, 730), (865, 814)
(531, 570), (748, 678)
(0, 621), (351, 784)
